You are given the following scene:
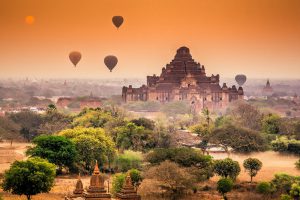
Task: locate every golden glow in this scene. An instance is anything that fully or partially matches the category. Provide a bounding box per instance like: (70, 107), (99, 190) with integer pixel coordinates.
(25, 16), (35, 25)
(0, 0), (299, 79)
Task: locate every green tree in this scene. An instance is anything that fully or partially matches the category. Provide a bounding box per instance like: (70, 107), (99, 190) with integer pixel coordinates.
(209, 125), (267, 154)
(213, 158), (241, 180)
(26, 135), (77, 173)
(129, 169), (143, 187)
(72, 108), (113, 128)
(217, 178), (233, 200)
(243, 158), (263, 182)
(1, 157), (56, 200)
(58, 127), (115, 172)
(114, 122), (158, 151)
(262, 114), (281, 134)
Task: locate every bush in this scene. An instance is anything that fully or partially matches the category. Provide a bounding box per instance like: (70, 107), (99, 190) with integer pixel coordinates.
(114, 151), (142, 172)
(146, 147), (214, 181)
(256, 182), (272, 194)
(271, 137), (300, 154)
(112, 173), (126, 195)
(129, 169), (142, 186)
(290, 183), (300, 199)
(271, 137), (289, 152)
(217, 178), (233, 200)
(271, 173), (300, 194)
(243, 158), (262, 182)
(213, 158), (241, 180)
(144, 161), (196, 197)
(281, 194), (293, 200)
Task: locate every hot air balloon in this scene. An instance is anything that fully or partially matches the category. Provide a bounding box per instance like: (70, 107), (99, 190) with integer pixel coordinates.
(69, 51), (82, 67)
(112, 16), (124, 29)
(104, 55), (118, 72)
(235, 74), (247, 86)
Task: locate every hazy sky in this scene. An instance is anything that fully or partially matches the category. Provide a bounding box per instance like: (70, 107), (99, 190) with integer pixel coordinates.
(0, 0), (300, 79)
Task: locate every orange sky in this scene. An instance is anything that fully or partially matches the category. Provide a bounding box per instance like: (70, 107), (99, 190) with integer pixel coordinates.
(0, 0), (300, 79)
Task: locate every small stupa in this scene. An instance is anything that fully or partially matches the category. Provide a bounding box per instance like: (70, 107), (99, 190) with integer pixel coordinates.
(116, 174), (141, 200)
(65, 161), (111, 200)
(85, 161), (111, 199)
(72, 173), (84, 197)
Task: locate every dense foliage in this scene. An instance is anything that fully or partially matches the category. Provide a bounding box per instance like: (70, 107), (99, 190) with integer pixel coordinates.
(146, 147), (214, 180)
(1, 157), (56, 200)
(213, 158), (241, 180)
(145, 160), (196, 198)
(217, 178), (233, 200)
(58, 127), (115, 172)
(26, 135), (77, 173)
(209, 125), (267, 153)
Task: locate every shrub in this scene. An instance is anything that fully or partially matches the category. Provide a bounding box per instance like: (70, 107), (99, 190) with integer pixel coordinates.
(129, 169), (142, 186)
(281, 194), (293, 200)
(217, 178), (233, 200)
(112, 173), (126, 195)
(114, 150), (142, 172)
(213, 158), (241, 180)
(290, 183), (300, 199)
(144, 160), (196, 197)
(271, 173), (300, 194)
(256, 182), (272, 195)
(146, 147), (214, 181)
(271, 137), (300, 154)
(243, 158), (263, 182)
(271, 137), (289, 152)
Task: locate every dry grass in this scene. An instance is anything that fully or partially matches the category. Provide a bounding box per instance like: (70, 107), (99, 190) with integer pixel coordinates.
(210, 151), (300, 182)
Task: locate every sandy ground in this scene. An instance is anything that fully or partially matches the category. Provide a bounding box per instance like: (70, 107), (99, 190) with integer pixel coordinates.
(0, 142), (300, 199)
(210, 151), (300, 182)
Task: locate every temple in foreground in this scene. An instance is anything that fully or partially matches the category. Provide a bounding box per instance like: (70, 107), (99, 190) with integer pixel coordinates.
(122, 46), (243, 111)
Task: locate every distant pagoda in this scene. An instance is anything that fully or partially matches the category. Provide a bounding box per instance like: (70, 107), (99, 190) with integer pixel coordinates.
(262, 79), (274, 97)
(122, 46), (243, 111)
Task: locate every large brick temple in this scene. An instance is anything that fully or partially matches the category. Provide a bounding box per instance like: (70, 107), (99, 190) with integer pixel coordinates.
(122, 46), (244, 111)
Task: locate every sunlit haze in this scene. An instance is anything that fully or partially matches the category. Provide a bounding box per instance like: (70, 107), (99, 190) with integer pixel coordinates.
(1, 0), (300, 79)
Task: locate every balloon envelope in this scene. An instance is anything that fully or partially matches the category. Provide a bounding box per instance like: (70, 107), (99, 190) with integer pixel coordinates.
(104, 55), (118, 72)
(235, 74), (247, 86)
(112, 16), (124, 28)
(69, 51), (82, 67)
